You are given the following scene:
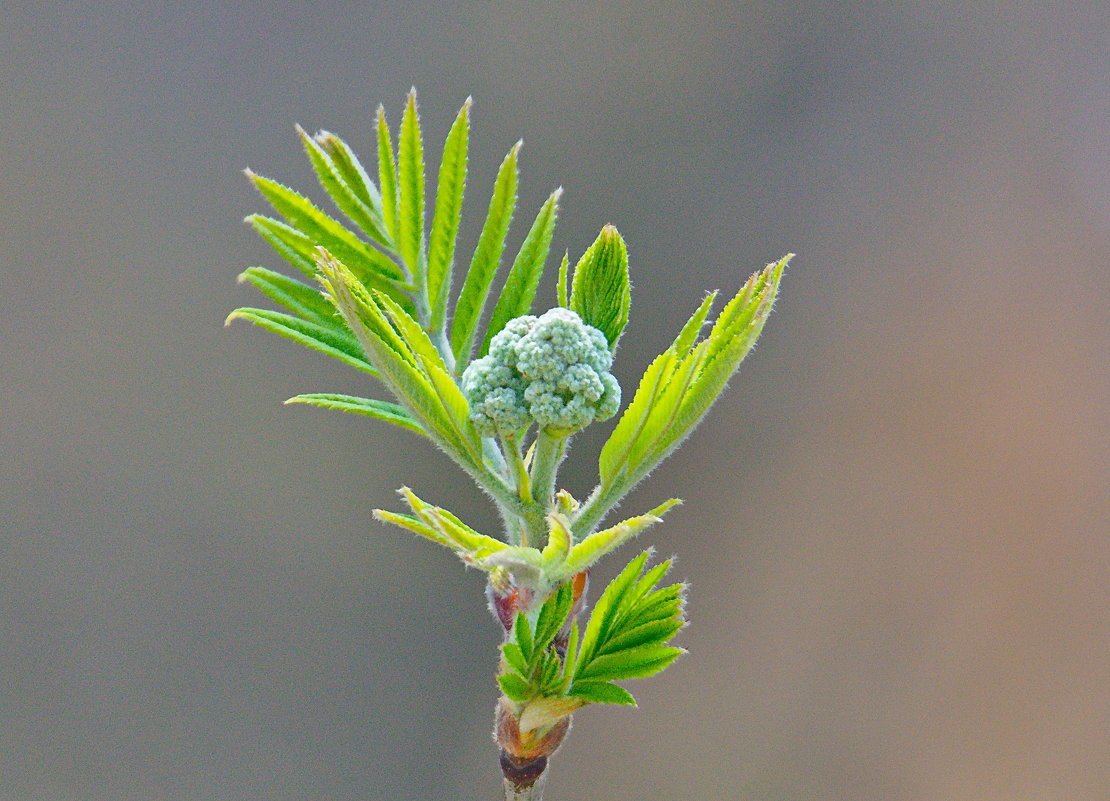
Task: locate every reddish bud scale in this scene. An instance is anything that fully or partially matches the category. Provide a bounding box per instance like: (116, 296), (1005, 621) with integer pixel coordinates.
(497, 692), (572, 763)
(488, 582), (534, 630)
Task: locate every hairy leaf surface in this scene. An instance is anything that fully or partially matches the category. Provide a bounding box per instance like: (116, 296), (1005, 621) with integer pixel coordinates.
(481, 188), (561, 355)
(569, 225), (630, 349)
(427, 98), (470, 332)
(450, 141), (520, 367)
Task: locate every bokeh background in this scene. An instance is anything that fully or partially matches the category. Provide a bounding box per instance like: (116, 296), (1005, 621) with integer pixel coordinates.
(2, 1), (1106, 799)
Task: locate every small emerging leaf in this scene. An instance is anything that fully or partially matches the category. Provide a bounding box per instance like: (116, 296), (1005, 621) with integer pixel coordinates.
(498, 673), (531, 703)
(569, 224), (631, 349)
(566, 550), (686, 703)
(502, 642), (529, 676)
(375, 486), (508, 561)
(533, 581), (573, 651)
(541, 513), (572, 567)
(556, 250), (569, 308)
(565, 680), (636, 706)
(555, 499), (681, 580)
(514, 613), (534, 661)
(372, 510), (453, 549)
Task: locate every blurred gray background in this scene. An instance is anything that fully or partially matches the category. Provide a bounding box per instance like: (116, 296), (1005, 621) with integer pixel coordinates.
(2, 1), (1107, 799)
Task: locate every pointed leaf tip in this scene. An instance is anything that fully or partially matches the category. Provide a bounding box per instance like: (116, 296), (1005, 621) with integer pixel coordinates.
(570, 225), (631, 349)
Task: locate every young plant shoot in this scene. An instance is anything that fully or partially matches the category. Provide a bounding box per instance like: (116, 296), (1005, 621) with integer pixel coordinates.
(228, 90), (790, 801)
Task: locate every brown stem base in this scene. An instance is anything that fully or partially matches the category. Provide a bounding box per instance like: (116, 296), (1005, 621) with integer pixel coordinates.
(500, 750), (548, 788)
(503, 767), (548, 801)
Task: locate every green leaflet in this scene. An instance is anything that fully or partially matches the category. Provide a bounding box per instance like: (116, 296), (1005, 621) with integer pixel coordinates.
(375, 290), (450, 373)
(640, 256), (789, 473)
(563, 680), (636, 706)
(600, 616), (683, 656)
(576, 551), (650, 663)
(672, 291), (717, 354)
(297, 125), (391, 248)
(502, 642), (529, 676)
(569, 224), (631, 349)
(598, 350), (676, 487)
(480, 188), (562, 356)
(427, 98), (471, 332)
(237, 266), (341, 328)
(572, 644), (683, 682)
(374, 486), (508, 561)
(400, 487), (507, 557)
(372, 284), (474, 453)
(626, 341), (709, 471)
(551, 499), (680, 581)
(556, 250), (570, 308)
(397, 89), (426, 279)
(376, 104), (399, 240)
(247, 215), (318, 279)
(450, 141), (520, 368)
(422, 358), (479, 456)
(313, 130), (387, 230)
(245, 170), (405, 288)
(567, 551), (685, 702)
(596, 256), (790, 496)
(225, 307), (376, 375)
(372, 510), (454, 549)
(514, 612), (534, 660)
(284, 393), (425, 437)
(498, 673), (531, 703)
(316, 251), (482, 465)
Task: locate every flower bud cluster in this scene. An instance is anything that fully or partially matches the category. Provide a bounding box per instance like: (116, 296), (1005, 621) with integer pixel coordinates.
(462, 308), (620, 436)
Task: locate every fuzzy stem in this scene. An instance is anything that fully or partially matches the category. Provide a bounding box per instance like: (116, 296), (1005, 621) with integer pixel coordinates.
(530, 431), (567, 512)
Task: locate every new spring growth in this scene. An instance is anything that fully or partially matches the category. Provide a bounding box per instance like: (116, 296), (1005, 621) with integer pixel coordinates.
(227, 89), (790, 801)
